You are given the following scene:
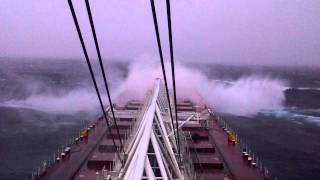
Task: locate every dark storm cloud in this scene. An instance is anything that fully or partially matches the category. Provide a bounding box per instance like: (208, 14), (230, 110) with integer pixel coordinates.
(1, 0), (319, 66)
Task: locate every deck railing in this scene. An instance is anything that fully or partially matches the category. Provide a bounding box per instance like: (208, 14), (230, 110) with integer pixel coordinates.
(212, 109), (277, 180)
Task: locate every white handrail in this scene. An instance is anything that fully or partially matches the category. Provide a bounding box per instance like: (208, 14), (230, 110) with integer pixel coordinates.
(123, 80), (160, 180)
(145, 156), (156, 179)
(155, 105), (183, 179)
(151, 131), (168, 180)
(168, 114), (195, 137)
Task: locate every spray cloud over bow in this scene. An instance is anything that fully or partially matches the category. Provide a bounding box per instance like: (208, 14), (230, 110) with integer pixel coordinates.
(1, 55), (287, 116)
(117, 55), (287, 116)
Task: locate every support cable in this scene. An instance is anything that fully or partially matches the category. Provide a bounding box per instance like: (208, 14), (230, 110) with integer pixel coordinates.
(149, 0), (180, 159)
(67, 0), (122, 164)
(165, 0), (181, 158)
(84, 0), (124, 152)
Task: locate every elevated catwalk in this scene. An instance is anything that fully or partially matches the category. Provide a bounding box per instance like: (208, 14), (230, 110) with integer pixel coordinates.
(40, 80), (264, 180)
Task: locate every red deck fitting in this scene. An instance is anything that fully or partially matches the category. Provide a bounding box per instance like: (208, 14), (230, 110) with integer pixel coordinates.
(188, 141), (215, 153)
(192, 153), (224, 170)
(87, 151), (115, 170)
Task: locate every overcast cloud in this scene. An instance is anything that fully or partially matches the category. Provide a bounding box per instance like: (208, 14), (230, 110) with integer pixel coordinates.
(0, 0), (319, 66)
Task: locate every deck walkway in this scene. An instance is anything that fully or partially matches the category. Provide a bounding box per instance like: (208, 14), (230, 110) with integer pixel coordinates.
(208, 116), (265, 180)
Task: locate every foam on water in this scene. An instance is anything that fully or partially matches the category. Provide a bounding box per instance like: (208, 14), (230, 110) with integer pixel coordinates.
(265, 110), (320, 126)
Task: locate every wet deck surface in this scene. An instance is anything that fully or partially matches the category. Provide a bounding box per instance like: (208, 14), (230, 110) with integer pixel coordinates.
(41, 100), (264, 180)
(42, 119), (107, 180)
(180, 101), (264, 180)
(207, 115), (265, 180)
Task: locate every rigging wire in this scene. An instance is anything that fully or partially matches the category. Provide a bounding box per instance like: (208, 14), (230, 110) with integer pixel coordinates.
(84, 0), (124, 152)
(165, 0), (181, 158)
(149, 0), (180, 160)
(67, 0), (122, 164)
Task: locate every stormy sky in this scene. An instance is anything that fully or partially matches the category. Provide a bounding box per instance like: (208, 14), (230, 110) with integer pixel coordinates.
(0, 0), (319, 66)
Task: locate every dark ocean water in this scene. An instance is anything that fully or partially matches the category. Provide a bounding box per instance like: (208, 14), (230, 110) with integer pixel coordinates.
(0, 58), (320, 179)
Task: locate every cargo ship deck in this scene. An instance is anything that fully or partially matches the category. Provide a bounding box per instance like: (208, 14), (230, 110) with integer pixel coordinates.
(38, 80), (265, 180)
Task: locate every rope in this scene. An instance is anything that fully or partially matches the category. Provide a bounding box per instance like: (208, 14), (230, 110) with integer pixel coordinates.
(149, 0), (180, 159)
(84, 0), (124, 152)
(67, 0), (122, 164)
(165, 0), (181, 158)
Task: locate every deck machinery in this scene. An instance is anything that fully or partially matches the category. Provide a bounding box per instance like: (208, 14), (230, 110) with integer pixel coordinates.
(40, 79), (265, 180)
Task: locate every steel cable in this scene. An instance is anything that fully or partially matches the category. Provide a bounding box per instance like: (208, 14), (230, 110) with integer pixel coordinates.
(84, 0), (124, 152)
(67, 0), (122, 164)
(149, 0), (180, 159)
(165, 0), (181, 158)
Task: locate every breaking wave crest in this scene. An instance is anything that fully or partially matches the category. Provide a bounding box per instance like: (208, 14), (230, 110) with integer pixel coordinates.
(0, 55), (288, 116)
(116, 56), (288, 116)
